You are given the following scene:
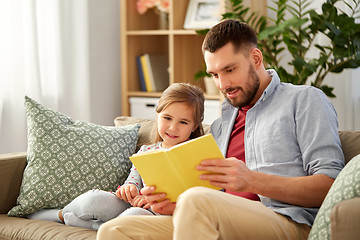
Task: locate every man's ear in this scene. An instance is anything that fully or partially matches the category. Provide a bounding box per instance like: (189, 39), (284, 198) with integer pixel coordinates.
(250, 48), (263, 69)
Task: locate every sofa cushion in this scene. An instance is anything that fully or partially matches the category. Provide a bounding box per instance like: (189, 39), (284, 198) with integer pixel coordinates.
(330, 197), (360, 240)
(308, 154), (360, 239)
(114, 116), (156, 151)
(8, 96), (140, 217)
(0, 214), (96, 240)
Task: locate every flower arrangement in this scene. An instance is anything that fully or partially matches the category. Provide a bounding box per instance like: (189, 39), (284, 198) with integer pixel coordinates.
(136, 0), (169, 15)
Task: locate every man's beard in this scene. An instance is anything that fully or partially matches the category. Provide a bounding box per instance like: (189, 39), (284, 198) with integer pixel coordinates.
(222, 65), (260, 108)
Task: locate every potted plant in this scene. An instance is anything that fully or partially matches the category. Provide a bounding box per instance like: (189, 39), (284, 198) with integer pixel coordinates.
(195, 0), (360, 97)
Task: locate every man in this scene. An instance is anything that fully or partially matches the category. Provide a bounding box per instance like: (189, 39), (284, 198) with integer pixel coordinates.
(97, 20), (344, 240)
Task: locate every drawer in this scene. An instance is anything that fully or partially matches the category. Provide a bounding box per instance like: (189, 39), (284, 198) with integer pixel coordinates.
(130, 97), (158, 120)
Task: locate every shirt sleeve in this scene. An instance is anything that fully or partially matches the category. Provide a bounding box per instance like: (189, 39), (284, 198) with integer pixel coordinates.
(121, 146), (147, 192)
(296, 87), (345, 179)
(122, 164), (143, 192)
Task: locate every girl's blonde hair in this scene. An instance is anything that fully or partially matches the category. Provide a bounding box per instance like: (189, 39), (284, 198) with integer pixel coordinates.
(153, 83), (205, 143)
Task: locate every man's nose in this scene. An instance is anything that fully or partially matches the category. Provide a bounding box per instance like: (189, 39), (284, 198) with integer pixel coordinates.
(218, 75), (230, 91)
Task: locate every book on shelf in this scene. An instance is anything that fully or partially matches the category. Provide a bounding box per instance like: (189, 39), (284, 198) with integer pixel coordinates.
(143, 54), (169, 92)
(140, 55), (153, 92)
(136, 55), (147, 92)
(129, 134), (224, 202)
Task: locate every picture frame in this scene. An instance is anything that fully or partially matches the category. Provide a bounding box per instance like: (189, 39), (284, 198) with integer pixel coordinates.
(183, 0), (221, 29)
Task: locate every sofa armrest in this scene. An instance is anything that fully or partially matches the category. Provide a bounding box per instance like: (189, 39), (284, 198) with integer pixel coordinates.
(330, 197), (360, 240)
(0, 152), (27, 214)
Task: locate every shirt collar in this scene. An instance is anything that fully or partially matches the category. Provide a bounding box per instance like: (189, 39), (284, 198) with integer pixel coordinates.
(255, 69), (280, 105)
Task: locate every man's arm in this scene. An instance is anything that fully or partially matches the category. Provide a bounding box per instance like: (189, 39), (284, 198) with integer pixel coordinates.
(198, 157), (334, 208)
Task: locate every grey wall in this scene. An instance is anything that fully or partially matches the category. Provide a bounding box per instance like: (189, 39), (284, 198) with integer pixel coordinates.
(88, 0), (122, 126)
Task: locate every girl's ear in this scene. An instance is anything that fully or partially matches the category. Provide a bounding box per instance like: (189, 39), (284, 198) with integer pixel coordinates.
(193, 124), (199, 132)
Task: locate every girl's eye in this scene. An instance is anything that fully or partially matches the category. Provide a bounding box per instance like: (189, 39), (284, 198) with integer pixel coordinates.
(164, 116), (171, 120)
(180, 121), (188, 125)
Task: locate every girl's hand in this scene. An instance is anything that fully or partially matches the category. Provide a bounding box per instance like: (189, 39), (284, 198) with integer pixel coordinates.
(131, 195), (150, 209)
(116, 184), (139, 203)
(140, 186), (176, 215)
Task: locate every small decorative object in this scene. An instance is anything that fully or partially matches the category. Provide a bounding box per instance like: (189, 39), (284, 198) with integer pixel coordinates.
(184, 0), (221, 29)
(136, 0), (170, 29)
(203, 76), (219, 95)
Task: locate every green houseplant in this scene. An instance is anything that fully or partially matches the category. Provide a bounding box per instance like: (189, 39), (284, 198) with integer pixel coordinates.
(196, 0), (360, 97)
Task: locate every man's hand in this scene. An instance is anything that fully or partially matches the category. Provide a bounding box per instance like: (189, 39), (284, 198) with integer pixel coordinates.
(141, 186), (176, 215)
(197, 157), (253, 192)
(116, 184), (139, 203)
(197, 157), (334, 207)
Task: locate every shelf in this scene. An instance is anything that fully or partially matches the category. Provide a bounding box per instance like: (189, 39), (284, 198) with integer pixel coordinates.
(126, 30), (198, 36)
(121, 0), (268, 116)
(120, 0), (226, 116)
(126, 30), (170, 36)
(128, 91), (163, 98)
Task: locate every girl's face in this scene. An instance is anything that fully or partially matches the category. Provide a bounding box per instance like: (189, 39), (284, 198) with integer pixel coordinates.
(157, 102), (197, 149)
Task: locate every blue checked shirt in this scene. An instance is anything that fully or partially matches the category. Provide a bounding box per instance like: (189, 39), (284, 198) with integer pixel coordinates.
(211, 69), (345, 226)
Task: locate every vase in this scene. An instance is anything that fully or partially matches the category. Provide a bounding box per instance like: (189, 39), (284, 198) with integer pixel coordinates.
(204, 77), (219, 95)
(158, 11), (169, 30)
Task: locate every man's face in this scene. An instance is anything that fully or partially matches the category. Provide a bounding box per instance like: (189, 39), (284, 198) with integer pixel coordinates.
(204, 42), (260, 108)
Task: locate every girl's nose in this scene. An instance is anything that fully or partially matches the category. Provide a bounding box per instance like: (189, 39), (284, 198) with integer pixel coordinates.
(169, 122), (177, 131)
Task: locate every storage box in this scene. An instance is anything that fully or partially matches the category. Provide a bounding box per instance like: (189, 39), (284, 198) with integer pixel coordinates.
(130, 97), (158, 120)
(130, 97), (220, 125)
(203, 100), (220, 125)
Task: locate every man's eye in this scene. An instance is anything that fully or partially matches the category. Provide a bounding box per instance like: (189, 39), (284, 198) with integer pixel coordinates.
(164, 117), (171, 120)
(212, 73), (218, 78)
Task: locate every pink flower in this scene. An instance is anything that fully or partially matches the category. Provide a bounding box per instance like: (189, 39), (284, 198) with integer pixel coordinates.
(156, 0), (169, 13)
(136, 0), (169, 15)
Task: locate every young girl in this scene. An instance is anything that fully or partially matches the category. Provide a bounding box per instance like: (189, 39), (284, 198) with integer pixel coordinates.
(28, 83), (205, 230)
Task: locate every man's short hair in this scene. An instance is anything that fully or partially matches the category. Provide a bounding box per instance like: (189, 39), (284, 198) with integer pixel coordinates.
(202, 19), (258, 56)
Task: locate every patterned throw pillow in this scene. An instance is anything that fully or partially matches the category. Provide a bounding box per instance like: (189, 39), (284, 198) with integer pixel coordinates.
(8, 96), (140, 217)
(308, 154), (360, 239)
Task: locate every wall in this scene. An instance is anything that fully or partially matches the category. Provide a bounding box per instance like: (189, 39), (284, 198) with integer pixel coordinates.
(327, 69), (360, 131)
(88, 0), (122, 126)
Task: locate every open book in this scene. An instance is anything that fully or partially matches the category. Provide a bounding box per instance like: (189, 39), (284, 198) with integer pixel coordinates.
(129, 134), (224, 202)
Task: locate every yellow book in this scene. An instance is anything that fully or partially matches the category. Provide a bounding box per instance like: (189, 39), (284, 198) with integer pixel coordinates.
(140, 54), (152, 92)
(129, 134), (224, 202)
